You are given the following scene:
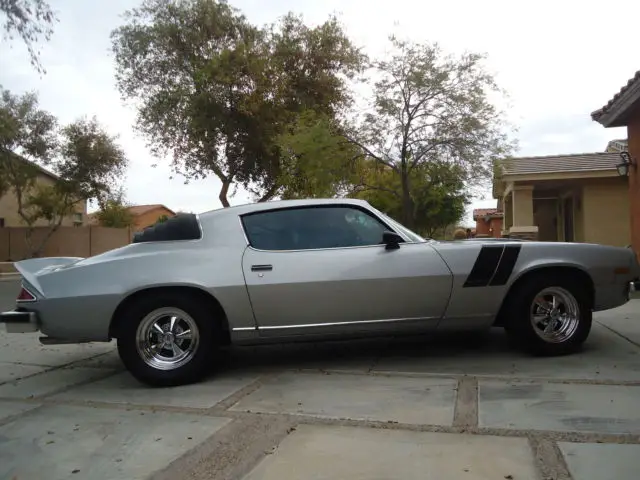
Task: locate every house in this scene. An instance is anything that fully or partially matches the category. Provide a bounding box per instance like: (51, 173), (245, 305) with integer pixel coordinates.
(472, 208), (503, 238)
(0, 157), (86, 228)
(492, 146), (629, 245)
(592, 70), (640, 256)
(127, 204), (176, 231)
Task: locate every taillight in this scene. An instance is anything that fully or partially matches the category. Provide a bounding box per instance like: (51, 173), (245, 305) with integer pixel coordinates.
(17, 285), (36, 302)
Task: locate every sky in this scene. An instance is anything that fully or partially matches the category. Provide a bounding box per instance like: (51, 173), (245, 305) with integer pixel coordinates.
(0, 0), (635, 226)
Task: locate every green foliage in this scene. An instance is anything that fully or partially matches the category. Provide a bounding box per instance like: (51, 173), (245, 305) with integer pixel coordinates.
(57, 116), (128, 208)
(0, 88), (58, 164)
(93, 188), (135, 228)
(155, 214), (169, 224)
(0, 88), (128, 256)
(111, 0), (365, 206)
(271, 36), (513, 229)
(352, 162), (468, 237)
(1, 0), (57, 73)
(346, 36), (514, 226)
(276, 110), (363, 199)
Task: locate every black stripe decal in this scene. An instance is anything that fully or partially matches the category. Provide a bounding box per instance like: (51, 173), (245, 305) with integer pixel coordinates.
(463, 245), (504, 288)
(489, 245), (522, 286)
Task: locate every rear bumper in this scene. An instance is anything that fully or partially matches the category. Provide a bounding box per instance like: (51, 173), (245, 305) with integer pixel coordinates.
(0, 310), (40, 333)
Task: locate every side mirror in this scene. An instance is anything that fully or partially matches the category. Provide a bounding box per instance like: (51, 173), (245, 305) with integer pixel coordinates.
(382, 231), (403, 250)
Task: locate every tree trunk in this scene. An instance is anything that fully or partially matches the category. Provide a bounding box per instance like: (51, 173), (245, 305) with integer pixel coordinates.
(219, 180), (230, 208)
(24, 228), (38, 258)
(29, 220), (63, 258)
(400, 170), (415, 229)
(257, 183), (278, 203)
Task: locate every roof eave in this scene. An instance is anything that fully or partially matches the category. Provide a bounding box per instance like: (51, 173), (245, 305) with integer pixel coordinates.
(500, 168), (618, 182)
(592, 80), (640, 128)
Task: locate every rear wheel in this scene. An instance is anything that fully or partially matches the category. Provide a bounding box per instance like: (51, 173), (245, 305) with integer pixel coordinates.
(116, 293), (217, 386)
(504, 275), (592, 356)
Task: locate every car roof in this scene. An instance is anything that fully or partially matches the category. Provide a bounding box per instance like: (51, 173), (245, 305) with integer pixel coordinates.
(198, 198), (372, 220)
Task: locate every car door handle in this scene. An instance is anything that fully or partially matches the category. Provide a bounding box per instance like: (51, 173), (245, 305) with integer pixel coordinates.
(251, 264), (273, 272)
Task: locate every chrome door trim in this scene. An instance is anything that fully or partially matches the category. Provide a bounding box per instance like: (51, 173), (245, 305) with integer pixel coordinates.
(231, 316), (436, 332)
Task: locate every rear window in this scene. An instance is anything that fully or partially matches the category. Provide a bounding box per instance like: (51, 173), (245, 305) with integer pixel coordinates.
(132, 214), (202, 243)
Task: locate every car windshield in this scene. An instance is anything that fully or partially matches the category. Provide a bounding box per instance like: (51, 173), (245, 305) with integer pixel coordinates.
(369, 206), (427, 242)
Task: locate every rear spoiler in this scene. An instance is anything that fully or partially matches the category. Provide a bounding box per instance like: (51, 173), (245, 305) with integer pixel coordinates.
(13, 257), (84, 297)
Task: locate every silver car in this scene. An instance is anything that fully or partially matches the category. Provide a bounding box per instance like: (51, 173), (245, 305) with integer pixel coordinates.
(2, 198), (639, 386)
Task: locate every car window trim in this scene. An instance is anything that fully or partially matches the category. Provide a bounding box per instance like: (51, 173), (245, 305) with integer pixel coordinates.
(238, 204), (416, 252)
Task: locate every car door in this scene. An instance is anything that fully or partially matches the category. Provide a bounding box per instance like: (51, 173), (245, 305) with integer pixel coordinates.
(240, 205), (453, 337)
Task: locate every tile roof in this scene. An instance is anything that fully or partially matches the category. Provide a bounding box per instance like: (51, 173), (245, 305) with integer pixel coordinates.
(6, 153), (59, 180)
(473, 208), (503, 220)
(498, 152), (621, 176)
(591, 70), (640, 122)
(126, 204), (176, 216)
(605, 138), (628, 153)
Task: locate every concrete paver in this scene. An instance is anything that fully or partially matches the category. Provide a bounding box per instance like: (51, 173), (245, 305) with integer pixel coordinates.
(3, 275), (640, 480)
(242, 424), (539, 480)
(0, 366), (115, 399)
(0, 361), (47, 384)
(230, 371), (457, 425)
(52, 370), (260, 408)
(74, 350), (124, 370)
(595, 301), (640, 346)
(374, 324), (640, 381)
(558, 442), (640, 480)
(479, 381), (640, 434)
(0, 400), (42, 422)
(219, 338), (384, 374)
(0, 404), (230, 480)
(0, 330), (116, 367)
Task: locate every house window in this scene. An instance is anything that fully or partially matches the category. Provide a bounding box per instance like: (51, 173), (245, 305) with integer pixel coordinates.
(73, 212), (83, 226)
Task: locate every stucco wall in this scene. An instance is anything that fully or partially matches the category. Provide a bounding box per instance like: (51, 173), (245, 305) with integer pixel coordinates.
(473, 217), (502, 238)
(582, 183), (630, 246)
(133, 207), (175, 231)
(533, 199), (557, 242)
(475, 219), (490, 236)
(0, 173), (87, 227)
(628, 114), (640, 255)
(512, 187), (534, 226)
(0, 226), (132, 261)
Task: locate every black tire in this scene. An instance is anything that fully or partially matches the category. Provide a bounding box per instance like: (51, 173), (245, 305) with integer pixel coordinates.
(116, 292), (218, 387)
(503, 273), (592, 356)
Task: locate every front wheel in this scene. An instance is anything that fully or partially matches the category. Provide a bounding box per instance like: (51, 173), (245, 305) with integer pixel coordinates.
(116, 293), (217, 387)
(504, 275), (592, 356)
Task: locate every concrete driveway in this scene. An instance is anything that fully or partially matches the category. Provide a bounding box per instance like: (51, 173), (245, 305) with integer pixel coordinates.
(1, 278), (639, 480)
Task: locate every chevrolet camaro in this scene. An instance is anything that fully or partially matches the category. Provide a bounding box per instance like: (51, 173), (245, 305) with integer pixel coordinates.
(2, 198), (639, 386)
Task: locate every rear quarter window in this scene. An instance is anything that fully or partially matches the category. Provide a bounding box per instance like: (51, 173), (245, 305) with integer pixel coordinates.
(132, 214), (202, 243)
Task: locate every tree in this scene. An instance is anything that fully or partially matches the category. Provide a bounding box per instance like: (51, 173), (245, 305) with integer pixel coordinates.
(1, 0), (58, 73)
(352, 161), (468, 237)
(275, 110), (364, 199)
(346, 37), (514, 228)
(0, 88), (128, 256)
(57, 116), (128, 208)
(92, 188), (135, 228)
(111, 0), (364, 207)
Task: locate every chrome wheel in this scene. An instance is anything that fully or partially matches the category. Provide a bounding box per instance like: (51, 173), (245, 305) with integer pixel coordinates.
(135, 307), (200, 370)
(530, 287), (580, 343)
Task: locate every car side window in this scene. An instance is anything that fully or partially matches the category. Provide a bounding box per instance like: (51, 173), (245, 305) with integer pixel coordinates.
(242, 206), (393, 251)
